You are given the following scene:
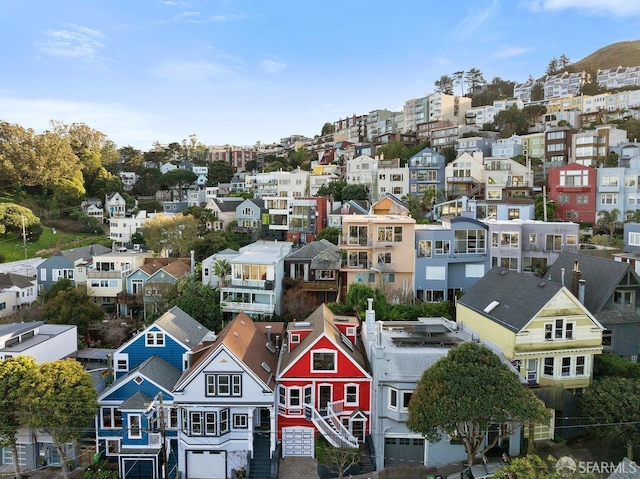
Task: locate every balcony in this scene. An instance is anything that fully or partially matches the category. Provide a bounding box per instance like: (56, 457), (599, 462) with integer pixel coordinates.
(341, 260), (371, 270)
(339, 237), (372, 247)
(116, 291), (141, 305)
(283, 277), (339, 291)
(447, 176), (475, 183)
(223, 279), (275, 290)
(221, 301), (275, 314)
(87, 270), (129, 279)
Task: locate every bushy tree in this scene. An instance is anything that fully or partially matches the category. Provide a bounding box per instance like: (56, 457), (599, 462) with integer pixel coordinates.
(141, 213), (199, 257)
(494, 454), (596, 479)
(434, 75), (454, 95)
(168, 274), (222, 331)
(344, 284), (388, 319)
(207, 160), (234, 186)
(0, 203), (41, 236)
(42, 286), (105, 338)
(316, 227), (341, 245)
(407, 342), (549, 466)
(28, 360), (98, 479)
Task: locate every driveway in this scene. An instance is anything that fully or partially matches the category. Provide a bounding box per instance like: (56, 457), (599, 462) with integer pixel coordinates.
(279, 457), (320, 479)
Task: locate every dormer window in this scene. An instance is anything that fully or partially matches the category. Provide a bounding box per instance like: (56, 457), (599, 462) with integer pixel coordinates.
(146, 332), (165, 346)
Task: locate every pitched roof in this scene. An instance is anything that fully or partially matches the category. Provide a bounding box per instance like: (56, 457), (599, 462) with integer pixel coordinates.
(57, 244), (111, 263)
(120, 390), (153, 410)
(286, 239), (340, 264)
(154, 306), (210, 347)
(177, 313), (284, 391)
(457, 267), (564, 333)
(106, 354), (182, 397)
(211, 198), (244, 212)
(278, 304), (369, 375)
(546, 252), (632, 313)
(138, 257), (181, 275)
(0, 272), (35, 289)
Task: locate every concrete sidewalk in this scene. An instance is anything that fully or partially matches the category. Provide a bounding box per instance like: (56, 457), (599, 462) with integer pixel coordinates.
(278, 457), (321, 479)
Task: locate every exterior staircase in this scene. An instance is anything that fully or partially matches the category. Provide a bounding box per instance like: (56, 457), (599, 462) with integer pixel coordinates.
(248, 432), (272, 479)
(307, 401), (359, 449)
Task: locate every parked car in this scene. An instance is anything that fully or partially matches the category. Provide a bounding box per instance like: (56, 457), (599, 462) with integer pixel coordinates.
(446, 461), (504, 479)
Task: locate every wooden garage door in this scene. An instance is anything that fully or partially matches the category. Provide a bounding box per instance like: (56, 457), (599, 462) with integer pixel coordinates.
(186, 450), (226, 479)
(282, 426), (314, 458)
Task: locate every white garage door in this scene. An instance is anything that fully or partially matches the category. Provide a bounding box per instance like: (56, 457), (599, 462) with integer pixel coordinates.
(186, 450), (226, 479)
(282, 426), (315, 458)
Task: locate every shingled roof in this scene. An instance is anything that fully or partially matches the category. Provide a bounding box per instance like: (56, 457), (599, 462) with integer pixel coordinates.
(457, 267), (564, 333)
(154, 306), (210, 347)
(546, 252), (633, 314)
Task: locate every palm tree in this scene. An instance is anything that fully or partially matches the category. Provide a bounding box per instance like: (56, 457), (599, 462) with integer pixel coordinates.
(598, 208), (621, 239)
(212, 258), (231, 287)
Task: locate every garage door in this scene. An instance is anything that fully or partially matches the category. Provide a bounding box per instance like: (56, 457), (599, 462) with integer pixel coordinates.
(186, 450), (226, 479)
(282, 426), (314, 458)
(384, 437), (424, 467)
(122, 459), (155, 479)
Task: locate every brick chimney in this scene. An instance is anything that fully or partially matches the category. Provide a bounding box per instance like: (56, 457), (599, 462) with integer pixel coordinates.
(570, 259), (581, 298)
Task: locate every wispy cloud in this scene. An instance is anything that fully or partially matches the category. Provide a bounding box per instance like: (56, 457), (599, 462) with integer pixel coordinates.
(149, 58), (241, 83)
(179, 11), (200, 17)
(259, 59), (286, 74)
(493, 46), (528, 58)
(523, 0), (640, 16)
(0, 94), (163, 149)
(452, 0), (500, 38)
(35, 25), (107, 66)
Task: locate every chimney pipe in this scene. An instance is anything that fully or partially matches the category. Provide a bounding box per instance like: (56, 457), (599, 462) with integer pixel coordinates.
(561, 268), (565, 286)
(265, 325), (272, 344)
(578, 279), (586, 304)
(570, 260), (581, 298)
(190, 250), (195, 274)
(366, 298), (375, 335)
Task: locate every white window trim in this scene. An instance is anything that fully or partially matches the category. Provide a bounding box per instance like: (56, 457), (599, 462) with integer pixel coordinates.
(389, 387), (398, 411)
(311, 350), (337, 373)
(105, 438), (121, 456)
(145, 331), (165, 347)
(344, 383), (359, 406)
(128, 414), (141, 439)
(400, 390), (413, 413)
(114, 353), (128, 372)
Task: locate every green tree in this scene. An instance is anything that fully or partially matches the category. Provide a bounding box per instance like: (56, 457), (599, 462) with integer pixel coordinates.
(534, 194), (558, 221)
(315, 438), (360, 479)
(133, 167), (163, 196)
(440, 146), (457, 164)
(88, 167), (123, 199)
(168, 274), (222, 331)
(377, 141), (410, 162)
(160, 169), (198, 197)
(546, 57), (559, 75)
(0, 203), (41, 235)
(28, 360), (98, 479)
(598, 208), (621, 239)
(580, 377), (640, 460)
(531, 80), (545, 101)
(207, 160), (234, 187)
(212, 258), (231, 286)
(118, 145), (144, 170)
(606, 151), (619, 168)
(594, 352), (640, 379)
(407, 342), (549, 466)
(141, 213), (199, 257)
(321, 122), (335, 136)
(494, 454), (596, 479)
(453, 70), (465, 96)
(493, 105), (530, 137)
(434, 75), (454, 95)
(316, 227), (341, 245)
(263, 160), (286, 173)
(0, 356), (39, 479)
(344, 284), (388, 319)
(342, 184), (369, 202)
(465, 68), (486, 96)
(42, 287), (106, 338)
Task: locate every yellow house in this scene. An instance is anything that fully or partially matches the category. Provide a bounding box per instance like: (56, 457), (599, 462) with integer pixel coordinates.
(456, 267), (604, 440)
(339, 195), (415, 299)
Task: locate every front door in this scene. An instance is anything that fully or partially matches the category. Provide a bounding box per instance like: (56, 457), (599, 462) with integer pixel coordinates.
(318, 385), (331, 413)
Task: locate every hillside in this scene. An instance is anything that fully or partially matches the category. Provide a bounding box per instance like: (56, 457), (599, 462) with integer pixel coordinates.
(571, 40), (640, 72)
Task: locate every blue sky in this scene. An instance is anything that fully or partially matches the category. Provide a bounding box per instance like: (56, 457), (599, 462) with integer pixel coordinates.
(1, 0), (640, 151)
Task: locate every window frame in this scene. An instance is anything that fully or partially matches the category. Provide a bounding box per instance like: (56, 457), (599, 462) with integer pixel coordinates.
(345, 384), (359, 406)
(311, 350), (337, 372)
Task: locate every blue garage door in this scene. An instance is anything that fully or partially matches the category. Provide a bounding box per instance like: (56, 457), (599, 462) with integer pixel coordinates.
(123, 459), (155, 479)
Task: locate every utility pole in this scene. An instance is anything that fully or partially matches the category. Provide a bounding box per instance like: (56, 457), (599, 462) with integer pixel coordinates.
(158, 392), (167, 479)
(21, 214), (27, 259)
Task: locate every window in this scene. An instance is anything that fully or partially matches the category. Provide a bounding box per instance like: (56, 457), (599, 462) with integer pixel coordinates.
(500, 232), (519, 248)
(146, 331), (165, 346)
(106, 439), (120, 456)
(529, 234), (537, 244)
(312, 351), (336, 371)
(576, 194), (588, 204)
(304, 385), (312, 405)
(425, 266), (446, 280)
(401, 391), (413, 412)
(205, 412), (217, 435)
(345, 385), (358, 406)
(630, 232), (640, 246)
(233, 414), (248, 429)
(378, 226), (403, 242)
(382, 273), (395, 283)
(290, 333), (300, 344)
(500, 257), (518, 270)
(508, 208), (520, 220)
(546, 319), (574, 340)
(543, 358), (554, 376)
(418, 240), (432, 257)
(114, 354), (128, 372)
(378, 252), (391, 264)
(561, 357), (571, 377)
(220, 409), (229, 434)
(289, 388), (301, 407)
(601, 193), (618, 205)
(278, 386), (286, 405)
(389, 388), (398, 410)
(566, 235), (577, 245)
(526, 359), (538, 383)
(128, 415), (141, 438)
(465, 264), (484, 277)
(454, 229), (486, 254)
(205, 374), (242, 397)
(614, 290), (634, 308)
(191, 412), (203, 435)
(576, 356), (586, 376)
(435, 240), (450, 254)
(101, 407), (122, 429)
(545, 234), (562, 251)
(602, 329), (612, 347)
(602, 174), (619, 187)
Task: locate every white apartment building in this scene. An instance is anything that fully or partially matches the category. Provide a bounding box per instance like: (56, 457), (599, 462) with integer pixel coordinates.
(597, 66), (640, 90)
(544, 71), (586, 100)
(109, 210), (149, 246)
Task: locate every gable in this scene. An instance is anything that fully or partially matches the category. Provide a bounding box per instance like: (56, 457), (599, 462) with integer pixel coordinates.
(100, 374), (175, 403)
(115, 325), (189, 372)
(279, 334), (370, 380)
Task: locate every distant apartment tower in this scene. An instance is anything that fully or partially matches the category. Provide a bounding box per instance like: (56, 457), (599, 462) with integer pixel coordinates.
(403, 97), (429, 133)
(333, 114), (368, 143)
(513, 78), (534, 102)
(544, 71), (586, 100)
(428, 92), (471, 125)
(597, 66), (640, 90)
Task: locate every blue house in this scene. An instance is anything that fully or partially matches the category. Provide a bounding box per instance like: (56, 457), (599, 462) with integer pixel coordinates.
(415, 217), (490, 302)
(112, 306), (213, 381)
(408, 147), (446, 199)
(97, 355), (182, 479)
(37, 244), (111, 292)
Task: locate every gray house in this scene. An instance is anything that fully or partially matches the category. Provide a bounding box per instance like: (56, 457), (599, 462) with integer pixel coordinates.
(415, 217), (490, 303)
(37, 244), (111, 292)
(547, 252), (640, 361)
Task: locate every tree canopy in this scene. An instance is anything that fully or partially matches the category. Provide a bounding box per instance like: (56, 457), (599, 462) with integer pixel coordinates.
(41, 281), (106, 338)
(0, 203), (41, 236)
(579, 377), (640, 460)
(28, 360), (98, 479)
(407, 342), (549, 466)
(317, 180), (368, 202)
(141, 213), (199, 257)
(207, 160), (234, 186)
(167, 273), (222, 331)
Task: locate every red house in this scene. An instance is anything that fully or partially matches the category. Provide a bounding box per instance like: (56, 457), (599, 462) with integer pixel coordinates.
(276, 304), (372, 457)
(548, 163), (597, 223)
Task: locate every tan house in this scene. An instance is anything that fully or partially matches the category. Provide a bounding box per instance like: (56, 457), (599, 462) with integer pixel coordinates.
(339, 195), (415, 299)
(456, 266), (604, 441)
